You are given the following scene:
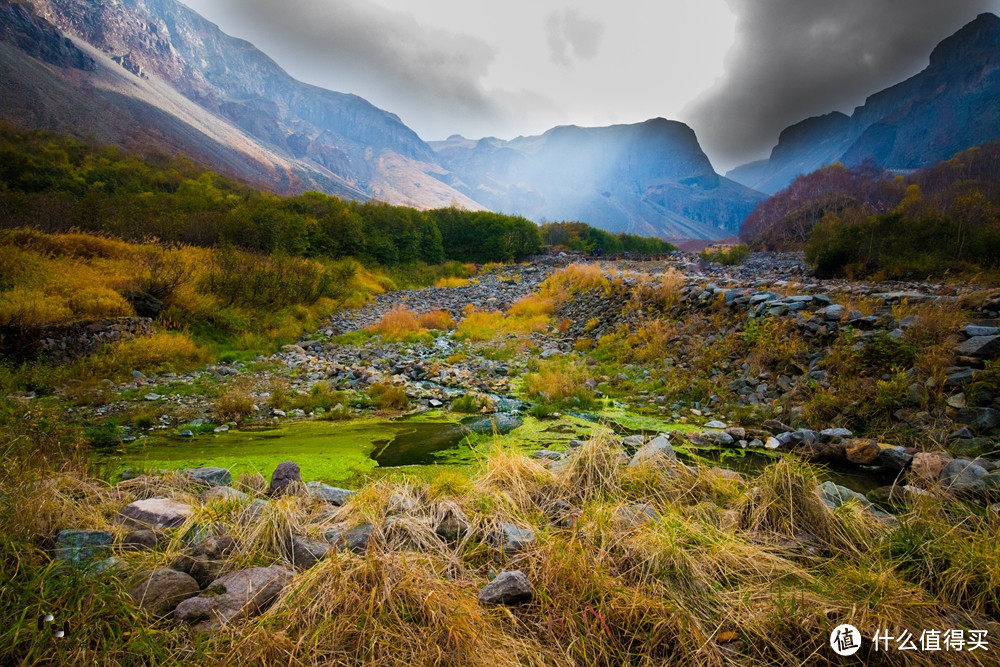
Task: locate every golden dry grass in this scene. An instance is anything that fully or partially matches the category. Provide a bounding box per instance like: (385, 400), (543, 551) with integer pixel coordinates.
(3, 417), (999, 667)
(416, 309), (456, 330)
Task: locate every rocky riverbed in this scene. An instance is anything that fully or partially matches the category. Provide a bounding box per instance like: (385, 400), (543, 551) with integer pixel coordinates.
(22, 250), (1000, 665)
(58, 251), (996, 506)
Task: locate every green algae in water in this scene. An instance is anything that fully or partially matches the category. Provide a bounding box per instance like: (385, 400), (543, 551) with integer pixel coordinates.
(114, 419), (394, 484)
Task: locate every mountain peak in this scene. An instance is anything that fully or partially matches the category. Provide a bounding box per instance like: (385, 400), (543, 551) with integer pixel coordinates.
(929, 12), (1000, 67)
(729, 12), (1000, 193)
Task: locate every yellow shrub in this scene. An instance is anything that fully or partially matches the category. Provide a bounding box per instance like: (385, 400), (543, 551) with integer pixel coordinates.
(655, 269), (684, 308)
(215, 377), (257, 422)
(368, 382), (409, 410)
(4, 228), (131, 260)
(0, 287), (72, 326)
(65, 287), (133, 320)
(416, 310), (455, 330)
(523, 357), (594, 403)
(455, 307), (505, 341)
(108, 332), (206, 373)
(543, 262), (608, 296)
(434, 276), (470, 288)
(628, 320), (680, 364)
(507, 294), (555, 318)
(367, 306), (425, 342)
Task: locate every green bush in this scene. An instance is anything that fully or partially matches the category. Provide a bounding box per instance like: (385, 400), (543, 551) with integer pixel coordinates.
(83, 422), (120, 451)
(700, 244), (750, 265)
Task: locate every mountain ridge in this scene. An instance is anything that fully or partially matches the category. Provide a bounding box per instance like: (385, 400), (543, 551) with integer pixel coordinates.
(727, 12), (1000, 195)
(431, 118), (766, 240)
(1, 0), (769, 239)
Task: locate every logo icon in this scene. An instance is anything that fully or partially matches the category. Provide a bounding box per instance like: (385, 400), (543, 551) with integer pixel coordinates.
(37, 614), (70, 639)
(831, 624), (862, 656)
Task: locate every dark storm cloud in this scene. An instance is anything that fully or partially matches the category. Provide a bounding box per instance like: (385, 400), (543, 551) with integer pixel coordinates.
(546, 8), (607, 66)
(208, 0), (501, 121)
(683, 0), (1000, 170)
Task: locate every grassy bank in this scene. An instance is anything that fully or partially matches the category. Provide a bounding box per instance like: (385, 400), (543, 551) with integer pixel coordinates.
(2, 412), (998, 666)
(0, 228), (482, 402)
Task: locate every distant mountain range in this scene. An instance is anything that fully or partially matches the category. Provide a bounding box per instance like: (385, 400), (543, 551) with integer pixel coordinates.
(430, 119), (765, 239)
(1, 1), (998, 239)
(0, 0), (763, 239)
(728, 12), (1000, 195)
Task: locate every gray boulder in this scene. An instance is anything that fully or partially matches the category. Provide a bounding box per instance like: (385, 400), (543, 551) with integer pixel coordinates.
(54, 529), (112, 567)
(876, 446), (913, 473)
(820, 428), (853, 443)
(961, 325), (1000, 339)
(628, 435), (676, 467)
(181, 467), (232, 487)
(941, 459), (991, 496)
(615, 503), (660, 527)
(268, 461), (302, 497)
(531, 450), (563, 461)
(821, 304), (845, 321)
(129, 568), (200, 617)
(122, 530), (161, 551)
(174, 565), (294, 631)
(466, 414), (522, 435)
(620, 435), (646, 448)
(119, 498), (193, 530)
(288, 535), (331, 569)
(817, 481), (872, 509)
(955, 335), (1000, 359)
(435, 507), (470, 543)
(325, 524), (374, 554)
(199, 486), (249, 504)
(957, 408), (1000, 432)
(305, 481), (355, 506)
(477, 570), (533, 605)
(173, 535), (236, 588)
(497, 523), (536, 554)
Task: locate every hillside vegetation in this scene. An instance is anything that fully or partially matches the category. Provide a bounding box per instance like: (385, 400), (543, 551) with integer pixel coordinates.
(539, 222), (676, 254)
(739, 143), (1000, 279)
(0, 124), (541, 265)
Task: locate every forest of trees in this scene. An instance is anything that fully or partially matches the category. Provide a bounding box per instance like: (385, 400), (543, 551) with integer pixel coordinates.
(0, 125), (549, 265)
(539, 221), (676, 254)
(0, 125), (679, 267)
(739, 143), (1000, 278)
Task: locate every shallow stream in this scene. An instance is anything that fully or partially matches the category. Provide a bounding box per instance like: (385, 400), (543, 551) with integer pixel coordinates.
(107, 410), (889, 495)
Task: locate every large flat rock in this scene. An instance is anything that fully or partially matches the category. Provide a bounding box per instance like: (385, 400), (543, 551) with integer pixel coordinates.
(119, 498), (193, 530)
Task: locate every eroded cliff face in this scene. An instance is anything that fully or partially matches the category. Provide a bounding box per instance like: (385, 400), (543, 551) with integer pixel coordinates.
(19, 0), (440, 191)
(0, 0), (93, 70)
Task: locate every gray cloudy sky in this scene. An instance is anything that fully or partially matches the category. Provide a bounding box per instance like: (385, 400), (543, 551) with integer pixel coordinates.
(180, 0), (999, 171)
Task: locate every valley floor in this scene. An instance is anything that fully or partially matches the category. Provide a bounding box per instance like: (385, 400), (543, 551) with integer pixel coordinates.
(3, 252), (1000, 666)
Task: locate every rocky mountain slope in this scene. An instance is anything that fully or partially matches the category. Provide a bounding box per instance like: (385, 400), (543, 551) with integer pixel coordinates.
(3, 0), (482, 209)
(1, 0), (766, 239)
(728, 13), (1000, 194)
(432, 118), (766, 240)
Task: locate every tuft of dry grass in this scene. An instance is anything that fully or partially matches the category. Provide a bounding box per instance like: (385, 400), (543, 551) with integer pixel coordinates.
(542, 262), (609, 296)
(367, 382), (410, 411)
(214, 376), (258, 422)
(366, 306), (425, 342)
